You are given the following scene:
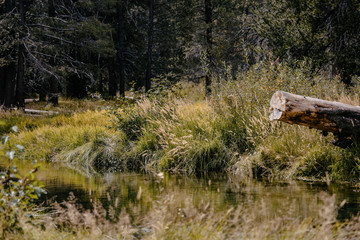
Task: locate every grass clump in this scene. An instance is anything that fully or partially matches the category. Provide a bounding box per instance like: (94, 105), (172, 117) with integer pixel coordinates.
(235, 125), (343, 180)
(112, 98), (234, 174)
(8, 111), (127, 175)
(107, 59), (360, 179)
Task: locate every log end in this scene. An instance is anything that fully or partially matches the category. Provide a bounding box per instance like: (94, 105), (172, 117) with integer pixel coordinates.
(269, 108), (283, 121)
(269, 91), (286, 121)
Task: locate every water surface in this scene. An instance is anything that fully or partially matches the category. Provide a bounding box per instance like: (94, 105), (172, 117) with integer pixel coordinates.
(2, 159), (360, 221)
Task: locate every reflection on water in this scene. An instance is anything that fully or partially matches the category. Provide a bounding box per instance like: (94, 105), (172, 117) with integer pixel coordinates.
(2, 158), (360, 221)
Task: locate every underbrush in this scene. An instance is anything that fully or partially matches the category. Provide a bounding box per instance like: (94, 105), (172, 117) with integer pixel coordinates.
(3, 59), (360, 180)
(108, 60), (360, 180)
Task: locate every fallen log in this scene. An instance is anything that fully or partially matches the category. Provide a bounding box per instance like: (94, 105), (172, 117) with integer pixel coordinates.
(24, 98), (38, 103)
(24, 109), (59, 116)
(269, 91), (360, 147)
(1, 108), (58, 115)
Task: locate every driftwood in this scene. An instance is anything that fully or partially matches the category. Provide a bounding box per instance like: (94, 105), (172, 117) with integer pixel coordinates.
(269, 91), (360, 147)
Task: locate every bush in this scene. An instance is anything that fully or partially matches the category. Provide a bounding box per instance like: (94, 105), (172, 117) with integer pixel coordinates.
(0, 128), (46, 238)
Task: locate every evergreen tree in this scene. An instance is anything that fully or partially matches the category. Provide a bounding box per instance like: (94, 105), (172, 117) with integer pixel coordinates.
(254, 0), (360, 84)
(1, 0), (116, 105)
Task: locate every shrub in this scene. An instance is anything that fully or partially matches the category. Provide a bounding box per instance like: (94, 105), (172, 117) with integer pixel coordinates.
(0, 128), (46, 238)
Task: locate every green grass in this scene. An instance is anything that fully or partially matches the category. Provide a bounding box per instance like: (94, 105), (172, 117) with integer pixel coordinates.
(4, 59), (360, 239)
(106, 59), (360, 179)
(5, 111), (127, 175)
(2, 59), (360, 180)
(239, 125), (345, 180)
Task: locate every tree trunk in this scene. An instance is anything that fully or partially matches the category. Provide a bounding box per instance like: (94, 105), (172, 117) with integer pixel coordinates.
(204, 0), (213, 96)
(0, 68), (4, 104)
(48, 0), (58, 105)
(48, 74), (58, 105)
(270, 91), (360, 147)
(97, 67), (104, 94)
(16, 43), (25, 108)
(145, 0), (154, 93)
(39, 90), (47, 101)
(117, 2), (125, 98)
(108, 61), (117, 97)
(3, 66), (15, 107)
(1, 0), (15, 108)
(24, 109), (58, 116)
(5, 0), (14, 13)
(15, 0), (26, 108)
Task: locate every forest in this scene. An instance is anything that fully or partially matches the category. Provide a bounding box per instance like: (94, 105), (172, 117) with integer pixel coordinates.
(1, 0), (359, 107)
(1, 0), (360, 239)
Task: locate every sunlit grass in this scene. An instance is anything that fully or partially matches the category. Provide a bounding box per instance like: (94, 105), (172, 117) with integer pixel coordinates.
(2, 59), (360, 180)
(235, 125), (344, 180)
(7, 111), (127, 175)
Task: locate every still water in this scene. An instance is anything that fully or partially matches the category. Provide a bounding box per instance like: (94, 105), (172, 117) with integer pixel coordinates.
(3, 159), (360, 221)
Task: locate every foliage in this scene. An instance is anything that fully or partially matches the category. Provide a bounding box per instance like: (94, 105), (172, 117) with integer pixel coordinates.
(0, 127), (46, 239)
(4, 59), (360, 180)
(254, 0), (360, 84)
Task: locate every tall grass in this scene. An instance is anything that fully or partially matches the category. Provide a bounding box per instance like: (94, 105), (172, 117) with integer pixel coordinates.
(219, 60), (360, 181)
(4, 59), (360, 180)
(8, 111), (128, 175)
(108, 59), (360, 180)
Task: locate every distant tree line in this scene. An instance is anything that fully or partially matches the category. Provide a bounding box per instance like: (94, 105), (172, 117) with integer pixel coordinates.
(0, 0), (359, 107)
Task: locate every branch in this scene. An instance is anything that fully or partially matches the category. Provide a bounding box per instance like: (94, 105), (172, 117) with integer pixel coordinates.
(43, 34), (82, 46)
(24, 43), (60, 80)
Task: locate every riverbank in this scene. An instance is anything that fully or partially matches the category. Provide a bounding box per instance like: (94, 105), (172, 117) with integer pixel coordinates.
(2, 60), (360, 181)
(2, 60), (360, 238)
(1, 146), (360, 239)
(2, 137), (360, 239)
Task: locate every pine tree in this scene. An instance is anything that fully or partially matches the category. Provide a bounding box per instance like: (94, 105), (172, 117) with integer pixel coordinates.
(254, 0), (360, 84)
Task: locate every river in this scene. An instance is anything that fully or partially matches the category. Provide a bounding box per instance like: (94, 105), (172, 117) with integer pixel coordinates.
(2, 158), (360, 221)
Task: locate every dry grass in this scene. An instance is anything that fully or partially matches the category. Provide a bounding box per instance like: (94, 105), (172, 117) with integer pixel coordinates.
(3, 59), (360, 180)
(5, 188), (360, 240)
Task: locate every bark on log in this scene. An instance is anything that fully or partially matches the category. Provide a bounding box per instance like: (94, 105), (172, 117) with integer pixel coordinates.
(269, 91), (360, 147)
